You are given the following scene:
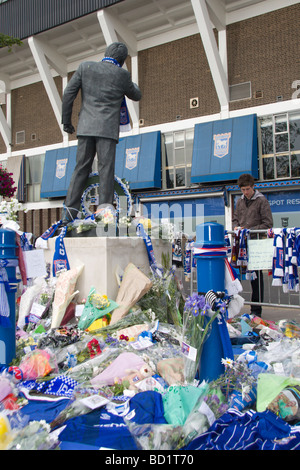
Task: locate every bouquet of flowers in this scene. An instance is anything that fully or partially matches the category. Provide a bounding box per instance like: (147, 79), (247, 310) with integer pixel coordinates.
(7, 420), (60, 450)
(202, 388), (229, 421)
(212, 358), (257, 406)
(89, 293), (110, 310)
(0, 198), (26, 222)
(0, 165), (16, 199)
(181, 293), (227, 383)
(94, 206), (115, 225)
(137, 266), (184, 326)
(138, 217), (152, 233)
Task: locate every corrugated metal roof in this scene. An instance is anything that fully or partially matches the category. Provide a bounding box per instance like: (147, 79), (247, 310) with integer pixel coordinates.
(0, 0), (124, 40)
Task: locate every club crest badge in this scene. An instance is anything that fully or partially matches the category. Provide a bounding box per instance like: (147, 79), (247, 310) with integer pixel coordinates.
(213, 132), (231, 158)
(125, 147), (139, 170)
(56, 158), (68, 179)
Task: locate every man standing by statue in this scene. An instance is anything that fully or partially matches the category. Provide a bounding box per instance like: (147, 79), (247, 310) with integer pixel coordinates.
(61, 42), (142, 225)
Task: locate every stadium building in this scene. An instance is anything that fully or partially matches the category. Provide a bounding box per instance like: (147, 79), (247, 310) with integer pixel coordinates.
(0, 0), (299, 238)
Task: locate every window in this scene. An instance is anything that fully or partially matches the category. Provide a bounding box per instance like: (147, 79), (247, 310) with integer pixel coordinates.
(162, 129), (194, 189)
(260, 112), (300, 180)
(26, 154), (46, 202)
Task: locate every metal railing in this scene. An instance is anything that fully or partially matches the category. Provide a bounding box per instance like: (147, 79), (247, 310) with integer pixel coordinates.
(227, 229), (300, 311)
(181, 229), (300, 311)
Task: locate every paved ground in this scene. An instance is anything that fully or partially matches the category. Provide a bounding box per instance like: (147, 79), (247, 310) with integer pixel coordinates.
(242, 303), (300, 323)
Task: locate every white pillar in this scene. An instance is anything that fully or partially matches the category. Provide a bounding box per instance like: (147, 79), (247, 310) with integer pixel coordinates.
(191, 0), (229, 111)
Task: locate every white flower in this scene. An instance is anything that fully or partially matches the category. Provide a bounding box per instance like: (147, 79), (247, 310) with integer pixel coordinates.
(221, 357), (234, 368)
(0, 198), (26, 221)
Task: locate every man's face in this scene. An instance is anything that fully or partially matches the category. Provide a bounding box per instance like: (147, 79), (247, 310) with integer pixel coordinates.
(240, 185), (255, 200)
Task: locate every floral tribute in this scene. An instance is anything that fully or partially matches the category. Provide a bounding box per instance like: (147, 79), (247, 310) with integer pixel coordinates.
(89, 293), (110, 310)
(218, 358), (257, 402)
(182, 292), (227, 383)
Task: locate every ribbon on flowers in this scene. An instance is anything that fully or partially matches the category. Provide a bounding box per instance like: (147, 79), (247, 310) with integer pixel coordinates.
(0, 258), (18, 328)
(53, 226), (70, 277)
(136, 223), (163, 277)
(101, 57), (131, 132)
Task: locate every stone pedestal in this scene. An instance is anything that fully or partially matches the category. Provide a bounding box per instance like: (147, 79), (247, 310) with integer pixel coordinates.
(44, 236), (171, 300)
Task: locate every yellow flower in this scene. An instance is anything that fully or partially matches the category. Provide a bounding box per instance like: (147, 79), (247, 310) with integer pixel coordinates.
(90, 293), (110, 309)
(141, 218), (152, 230)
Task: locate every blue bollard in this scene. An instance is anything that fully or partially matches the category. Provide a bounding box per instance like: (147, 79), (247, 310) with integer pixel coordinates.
(0, 228), (18, 366)
(193, 222), (233, 382)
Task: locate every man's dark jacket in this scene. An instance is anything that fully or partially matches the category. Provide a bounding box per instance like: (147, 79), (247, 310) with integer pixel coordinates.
(62, 54), (141, 141)
(232, 190), (273, 230)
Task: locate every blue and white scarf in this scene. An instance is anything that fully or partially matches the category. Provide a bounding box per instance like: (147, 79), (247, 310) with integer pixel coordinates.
(35, 221), (69, 276)
(21, 375), (78, 399)
(224, 230), (231, 256)
(237, 229), (249, 267)
(295, 228), (300, 265)
(53, 226), (70, 276)
(236, 229), (257, 281)
(136, 223), (163, 277)
(102, 57), (131, 132)
(35, 220), (63, 249)
(272, 228), (285, 286)
(283, 228), (299, 293)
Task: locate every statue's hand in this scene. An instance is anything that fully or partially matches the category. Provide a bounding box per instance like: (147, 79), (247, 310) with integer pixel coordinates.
(63, 123), (75, 134)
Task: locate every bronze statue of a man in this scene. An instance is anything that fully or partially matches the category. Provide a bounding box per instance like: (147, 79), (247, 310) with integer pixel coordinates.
(61, 42), (142, 225)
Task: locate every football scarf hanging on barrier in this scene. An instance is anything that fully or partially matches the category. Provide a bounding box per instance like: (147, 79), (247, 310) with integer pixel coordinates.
(230, 229), (256, 281)
(224, 230), (231, 256)
(271, 229), (284, 286)
(224, 258), (243, 296)
(295, 229), (300, 265)
(237, 229), (249, 267)
(271, 227), (300, 292)
(283, 228), (299, 293)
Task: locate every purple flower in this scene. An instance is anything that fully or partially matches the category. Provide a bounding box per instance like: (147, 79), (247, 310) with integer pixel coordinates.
(184, 293), (209, 317)
(218, 403), (229, 414)
(210, 394), (220, 404)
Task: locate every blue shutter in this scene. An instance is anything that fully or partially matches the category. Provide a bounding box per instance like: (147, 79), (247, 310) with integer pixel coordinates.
(40, 146), (77, 198)
(191, 114), (258, 183)
(115, 131), (161, 190)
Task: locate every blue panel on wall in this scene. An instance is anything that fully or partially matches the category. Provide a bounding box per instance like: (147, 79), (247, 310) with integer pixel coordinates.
(40, 146), (77, 198)
(191, 114), (258, 183)
(115, 131), (161, 190)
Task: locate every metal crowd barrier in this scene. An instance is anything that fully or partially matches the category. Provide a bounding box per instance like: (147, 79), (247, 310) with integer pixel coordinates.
(226, 229), (300, 311)
(182, 229), (300, 312)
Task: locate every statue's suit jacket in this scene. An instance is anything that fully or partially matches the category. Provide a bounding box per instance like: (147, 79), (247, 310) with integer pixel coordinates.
(62, 60), (142, 141)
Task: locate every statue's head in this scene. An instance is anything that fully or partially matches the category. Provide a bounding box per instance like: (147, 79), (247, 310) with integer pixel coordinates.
(104, 42), (128, 66)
